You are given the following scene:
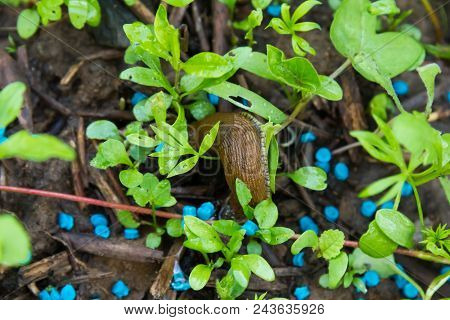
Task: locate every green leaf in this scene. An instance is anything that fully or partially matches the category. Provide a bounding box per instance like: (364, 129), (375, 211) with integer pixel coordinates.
(254, 199), (278, 229)
(358, 174), (403, 198)
(235, 178), (252, 208)
(417, 63), (441, 114)
(184, 216), (220, 240)
(242, 254), (275, 282)
(162, 0), (194, 7)
(68, 0), (89, 29)
(257, 227), (294, 245)
(375, 209), (415, 248)
(350, 248), (396, 278)
(227, 48), (279, 82)
(120, 67), (170, 90)
(369, 0), (400, 16)
(328, 252), (348, 289)
(184, 237), (224, 253)
(291, 230), (319, 254)
(369, 93), (394, 121)
(90, 139), (132, 169)
(352, 277), (367, 294)
(251, 0), (271, 9)
(231, 257), (251, 287)
(247, 239), (262, 255)
(286, 166), (327, 191)
(126, 133), (157, 148)
(0, 81), (26, 127)
(199, 121), (220, 155)
(86, 120), (121, 141)
(86, 0), (101, 27)
(151, 180), (176, 208)
(183, 52), (233, 78)
(166, 218), (183, 237)
(216, 271), (246, 300)
(0, 214), (31, 267)
(189, 264), (212, 291)
(187, 100), (215, 121)
(37, 0), (63, 25)
(154, 5), (180, 66)
(167, 155), (199, 178)
(212, 220), (241, 237)
(204, 81), (287, 124)
(359, 221), (398, 258)
(268, 137), (279, 193)
(318, 229), (345, 260)
(145, 233), (162, 249)
(117, 210), (140, 229)
(315, 75), (343, 101)
(119, 169), (143, 188)
(291, 0), (321, 22)
(439, 177), (450, 205)
(227, 229), (246, 254)
(425, 269), (450, 300)
(17, 8), (40, 39)
(0, 130), (75, 162)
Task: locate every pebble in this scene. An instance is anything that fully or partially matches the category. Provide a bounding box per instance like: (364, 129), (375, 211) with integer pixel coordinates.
(58, 212), (74, 231)
(360, 200), (377, 218)
(112, 280), (130, 299)
(197, 202), (215, 220)
(60, 284), (76, 300)
(362, 270), (380, 288)
(292, 252), (305, 267)
(402, 283), (418, 299)
(241, 220), (259, 236)
(401, 182), (413, 197)
(267, 3), (281, 17)
(300, 131), (316, 143)
(393, 80), (409, 96)
(315, 161), (330, 173)
(380, 200), (394, 209)
(333, 162), (349, 181)
(123, 228), (140, 240)
(315, 147), (332, 163)
(94, 225), (111, 239)
(299, 216), (319, 234)
(207, 93), (220, 106)
(131, 92), (147, 106)
(294, 285), (310, 300)
(90, 213), (108, 227)
(323, 205), (339, 223)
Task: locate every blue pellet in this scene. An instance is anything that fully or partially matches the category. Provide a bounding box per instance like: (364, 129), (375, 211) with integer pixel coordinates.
(242, 99), (249, 107)
(94, 225), (110, 239)
(38, 290), (51, 300)
(241, 220), (259, 236)
(300, 131), (316, 143)
(131, 92), (148, 106)
(334, 162), (349, 181)
(401, 182), (413, 197)
(380, 200), (394, 209)
(360, 200), (377, 218)
(171, 280), (191, 291)
(315, 161), (330, 173)
(60, 284), (76, 300)
(440, 266), (450, 283)
(402, 283), (418, 299)
(58, 212), (74, 231)
(182, 205), (197, 217)
(171, 262), (191, 291)
(267, 4), (281, 17)
(90, 213), (108, 227)
(393, 80), (409, 96)
(292, 252), (305, 267)
(123, 228), (140, 240)
(363, 270), (380, 288)
(0, 127), (6, 144)
(299, 216), (319, 234)
(155, 142), (165, 152)
(294, 285), (310, 300)
(315, 147), (332, 163)
(207, 93), (220, 106)
(394, 274), (408, 289)
(112, 280), (130, 299)
(447, 91), (450, 103)
(197, 202), (215, 220)
(49, 287), (61, 300)
(323, 205), (339, 223)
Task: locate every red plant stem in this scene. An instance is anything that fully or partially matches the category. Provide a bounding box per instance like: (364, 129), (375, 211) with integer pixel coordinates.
(0, 185), (181, 219)
(1, 185), (449, 264)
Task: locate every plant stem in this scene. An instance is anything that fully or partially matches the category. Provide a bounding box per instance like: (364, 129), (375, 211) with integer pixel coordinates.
(411, 182), (425, 227)
(391, 264), (426, 299)
(420, 0), (443, 43)
(201, 252), (210, 264)
(329, 58), (352, 80)
(393, 189), (402, 211)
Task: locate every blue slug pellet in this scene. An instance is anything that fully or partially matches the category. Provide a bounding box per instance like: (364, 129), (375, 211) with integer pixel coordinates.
(49, 287), (61, 300)
(197, 202), (215, 220)
(393, 80), (409, 96)
(241, 220), (259, 236)
(60, 284), (76, 300)
(315, 161), (330, 173)
(292, 253), (305, 267)
(323, 205), (339, 223)
(58, 212), (74, 231)
(300, 131), (316, 143)
(171, 261), (191, 291)
(38, 290), (51, 300)
(440, 266), (450, 283)
(401, 182), (413, 197)
(112, 280), (130, 299)
(294, 286), (310, 300)
(360, 200), (377, 218)
(90, 213), (108, 227)
(267, 3), (281, 17)
(155, 142), (165, 152)
(333, 162), (349, 181)
(402, 283), (418, 299)
(299, 216), (319, 234)
(207, 93), (220, 106)
(181, 205), (197, 228)
(131, 92), (148, 106)
(447, 91), (450, 103)
(0, 127), (6, 144)
(123, 228), (140, 240)
(363, 270), (380, 288)
(315, 147), (332, 163)
(380, 200), (394, 209)
(94, 225), (110, 239)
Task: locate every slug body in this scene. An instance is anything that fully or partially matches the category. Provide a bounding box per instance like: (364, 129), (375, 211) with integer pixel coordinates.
(192, 112), (270, 219)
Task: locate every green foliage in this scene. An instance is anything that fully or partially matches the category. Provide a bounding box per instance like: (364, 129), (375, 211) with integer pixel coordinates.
(420, 224), (450, 259)
(233, 9), (263, 46)
(0, 213), (31, 267)
(285, 166), (327, 191)
(318, 230), (345, 260)
(369, 93), (394, 121)
(17, 9), (40, 39)
(267, 1), (321, 56)
(117, 210), (140, 229)
(162, 0), (194, 7)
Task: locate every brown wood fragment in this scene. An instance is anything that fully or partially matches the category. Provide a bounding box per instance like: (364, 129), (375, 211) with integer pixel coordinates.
(32, 86), (72, 116)
(128, 0), (155, 23)
(169, 6), (187, 27)
(191, 2), (210, 52)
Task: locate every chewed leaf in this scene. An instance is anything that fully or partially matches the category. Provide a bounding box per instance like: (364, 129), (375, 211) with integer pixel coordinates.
(417, 63), (441, 114)
(182, 52), (233, 78)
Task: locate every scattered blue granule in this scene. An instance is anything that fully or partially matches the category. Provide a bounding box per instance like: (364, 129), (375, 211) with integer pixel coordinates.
(315, 161), (330, 173)
(402, 283), (418, 299)
(299, 216), (319, 234)
(440, 266), (450, 283)
(401, 182), (413, 197)
(323, 205), (339, 223)
(171, 261), (191, 291)
(155, 142), (165, 152)
(131, 92), (148, 106)
(94, 225), (111, 239)
(38, 290), (51, 300)
(392, 263), (408, 289)
(380, 200), (394, 209)
(207, 93), (220, 106)
(333, 162), (349, 181)
(197, 202), (215, 220)
(292, 252), (305, 267)
(315, 147), (332, 163)
(39, 287), (60, 300)
(447, 91), (450, 103)
(0, 127), (7, 144)
(241, 98), (249, 107)
(267, 3), (281, 17)
(90, 213), (108, 227)
(392, 80), (409, 96)
(294, 285), (310, 300)
(360, 200), (377, 218)
(112, 280), (130, 299)
(362, 270), (380, 288)
(123, 228), (140, 240)
(300, 131), (316, 143)
(241, 220), (259, 236)
(58, 212), (74, 231)
(60, 284), (76, 300)
(181, 205), (197, 228)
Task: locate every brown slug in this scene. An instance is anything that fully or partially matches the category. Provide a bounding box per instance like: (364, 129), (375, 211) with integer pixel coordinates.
(192, 112), (270, 219)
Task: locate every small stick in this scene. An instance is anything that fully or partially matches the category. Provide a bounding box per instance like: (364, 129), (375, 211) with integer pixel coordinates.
(169, 6), (188, 27)
(128, 0), (155, 23)
(191, 2), (210, 52)
(32, 87), (72, 116)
